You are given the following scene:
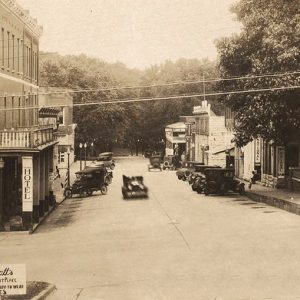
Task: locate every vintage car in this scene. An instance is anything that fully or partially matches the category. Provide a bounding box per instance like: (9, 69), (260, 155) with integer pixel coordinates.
(97, 152), (115, 170)
(64, 166), (109, 198)
(122, 175), (148, 199)
(176, 161), (203, 181)
(189, 165), (221, 193)
(148, 154), (162, 171)
(144, 149), (153, 158)
(162, 155), (175, 170)
(203, 168), (245, 196)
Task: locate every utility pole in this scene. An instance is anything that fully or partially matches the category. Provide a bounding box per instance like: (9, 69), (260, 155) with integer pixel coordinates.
(203, 73), (206, 102)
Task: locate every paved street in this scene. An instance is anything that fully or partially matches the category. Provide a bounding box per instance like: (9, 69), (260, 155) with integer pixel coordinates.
(1, 156), (300, 300)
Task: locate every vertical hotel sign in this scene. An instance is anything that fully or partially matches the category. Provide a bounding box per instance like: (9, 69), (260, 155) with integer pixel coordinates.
(254, 138), (261, 165)
(276, 146), (285, 176)
(22, 157), (33, 212)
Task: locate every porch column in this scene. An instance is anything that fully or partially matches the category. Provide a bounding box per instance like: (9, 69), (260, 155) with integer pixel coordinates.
(39, 151), (45, 217)
(32, 154), (40, 223)
(44, 149), (49, 212)
(0, 160), (4, 230)
(22, 156), (33, 231)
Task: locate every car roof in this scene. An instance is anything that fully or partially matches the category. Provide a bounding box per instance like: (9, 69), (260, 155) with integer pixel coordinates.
(75, 166), (105, 174)
(99, 152), (113, 156)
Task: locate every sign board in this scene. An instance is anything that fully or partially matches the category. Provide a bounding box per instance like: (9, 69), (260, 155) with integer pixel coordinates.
(0, 264), (26, 295)
(22, 157), (33, 212)
(276, 146), (285, 176)
(254, 138), (261, 165)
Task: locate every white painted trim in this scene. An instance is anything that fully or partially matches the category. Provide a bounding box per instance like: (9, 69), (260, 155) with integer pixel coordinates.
(0, 71), (39, 89)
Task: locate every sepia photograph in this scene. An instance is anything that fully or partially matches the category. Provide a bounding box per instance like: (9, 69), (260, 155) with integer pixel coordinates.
(0, 0), (299, 299)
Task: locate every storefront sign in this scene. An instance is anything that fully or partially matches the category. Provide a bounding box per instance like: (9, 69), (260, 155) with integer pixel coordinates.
(277, 146), (285, 176)
(255, 138), (261, 165)
(22, 157), (33, 212)
(0, 264), (26, 295)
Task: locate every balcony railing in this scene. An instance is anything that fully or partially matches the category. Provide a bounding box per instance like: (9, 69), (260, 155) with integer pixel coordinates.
(0, 125), (55, 149)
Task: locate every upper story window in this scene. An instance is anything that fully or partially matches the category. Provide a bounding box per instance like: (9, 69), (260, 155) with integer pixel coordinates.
(7, 31), (9, 69)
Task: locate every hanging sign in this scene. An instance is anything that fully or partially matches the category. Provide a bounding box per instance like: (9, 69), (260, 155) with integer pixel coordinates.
(276, 146), (285, 176)
(22, 157), (33, 212)
(255, 138), (261, 165)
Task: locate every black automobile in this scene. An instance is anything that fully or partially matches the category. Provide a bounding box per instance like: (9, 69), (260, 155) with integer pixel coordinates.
(203, 168), (245, 196)
(176, 161), (203, 181)
(144, 149), (153, 158)
(148, 154), (162, 171)
(97, 152), (115, 170)
(64, 166), (108, 198)
(122, 175), (148, 199)
(189, 165), (221, 193)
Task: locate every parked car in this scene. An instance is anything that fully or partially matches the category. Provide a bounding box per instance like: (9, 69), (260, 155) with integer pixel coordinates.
(162, 155), (175, 170)
(144, 149), (153, 158)
(97, 152), (115, 169)
(122, 175), (148, 199)
(148, 154), (162, 171)
(203, 168), (245, 196)
(64, 166), (108, 198)
(189, 165), (221, 193)
(176, 161), (203, 181)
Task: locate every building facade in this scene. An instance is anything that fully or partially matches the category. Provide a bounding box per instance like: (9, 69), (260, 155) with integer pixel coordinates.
(165, 122), (186, 157)
(0, 0), (56, 231)
(39, 87), (77, 170)
(193, 101), (233, 167)
(224, 106), (300, 190)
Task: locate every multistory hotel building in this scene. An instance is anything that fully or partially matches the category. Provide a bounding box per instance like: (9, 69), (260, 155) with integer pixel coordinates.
(0, 0), (57, 231)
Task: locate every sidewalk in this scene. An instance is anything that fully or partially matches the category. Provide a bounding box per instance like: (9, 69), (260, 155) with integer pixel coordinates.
(52, 161), (82, 204)
(245, 183), (300, 216)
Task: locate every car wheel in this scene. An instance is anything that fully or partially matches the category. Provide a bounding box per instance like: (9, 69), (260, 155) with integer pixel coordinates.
(239, 185), (245, 195)
(80, 189), (88, 198)
(86, 188), (93, 196)
(101, 185), (108, 195)
(64, 188), (73, 198)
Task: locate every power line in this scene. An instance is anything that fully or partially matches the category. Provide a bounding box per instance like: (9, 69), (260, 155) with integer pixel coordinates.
(0, 84), (299, 112)
(0, 70), (299, 99)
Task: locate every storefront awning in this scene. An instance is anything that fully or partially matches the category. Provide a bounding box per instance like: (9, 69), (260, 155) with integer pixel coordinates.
(39, 107), (61, 118)
(206, 144), (235, 155)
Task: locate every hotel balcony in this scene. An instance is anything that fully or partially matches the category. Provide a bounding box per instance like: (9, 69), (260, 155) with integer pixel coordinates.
(0, 125), (56, 150)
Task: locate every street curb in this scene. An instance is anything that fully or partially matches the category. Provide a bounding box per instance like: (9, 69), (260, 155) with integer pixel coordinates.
(30, 284), (56, 300)
(30, 205), (56, 234)
(245, 191), (300, 216)
(30, 195), (67, 234)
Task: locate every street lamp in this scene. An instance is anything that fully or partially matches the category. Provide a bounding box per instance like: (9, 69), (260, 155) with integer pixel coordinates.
(79, 143), (83, 171)
(84, 142), (87, 168)
(67, 148), (70, 187)
(91, 142), (94, 158)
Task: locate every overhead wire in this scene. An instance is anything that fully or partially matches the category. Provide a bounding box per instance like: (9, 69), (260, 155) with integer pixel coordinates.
(0, 70), (299, 99)
(0, 84), (299, 112)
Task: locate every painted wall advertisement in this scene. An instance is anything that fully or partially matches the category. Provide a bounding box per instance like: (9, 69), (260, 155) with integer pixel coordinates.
(22, 157), (33, 212)
(0, 265), (26, 295)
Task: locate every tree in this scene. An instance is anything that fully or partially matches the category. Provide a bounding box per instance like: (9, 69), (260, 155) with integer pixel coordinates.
(216, 0), (300, 147)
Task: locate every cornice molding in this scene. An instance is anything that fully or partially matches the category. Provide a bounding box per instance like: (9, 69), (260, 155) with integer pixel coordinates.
(1, 0), (43, 38)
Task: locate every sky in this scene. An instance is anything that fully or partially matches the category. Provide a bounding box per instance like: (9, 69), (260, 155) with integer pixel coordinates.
(18, 0), (241, 69)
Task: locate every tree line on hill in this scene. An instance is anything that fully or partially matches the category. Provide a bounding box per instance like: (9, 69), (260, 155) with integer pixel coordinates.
(39, 0), (299, 154)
